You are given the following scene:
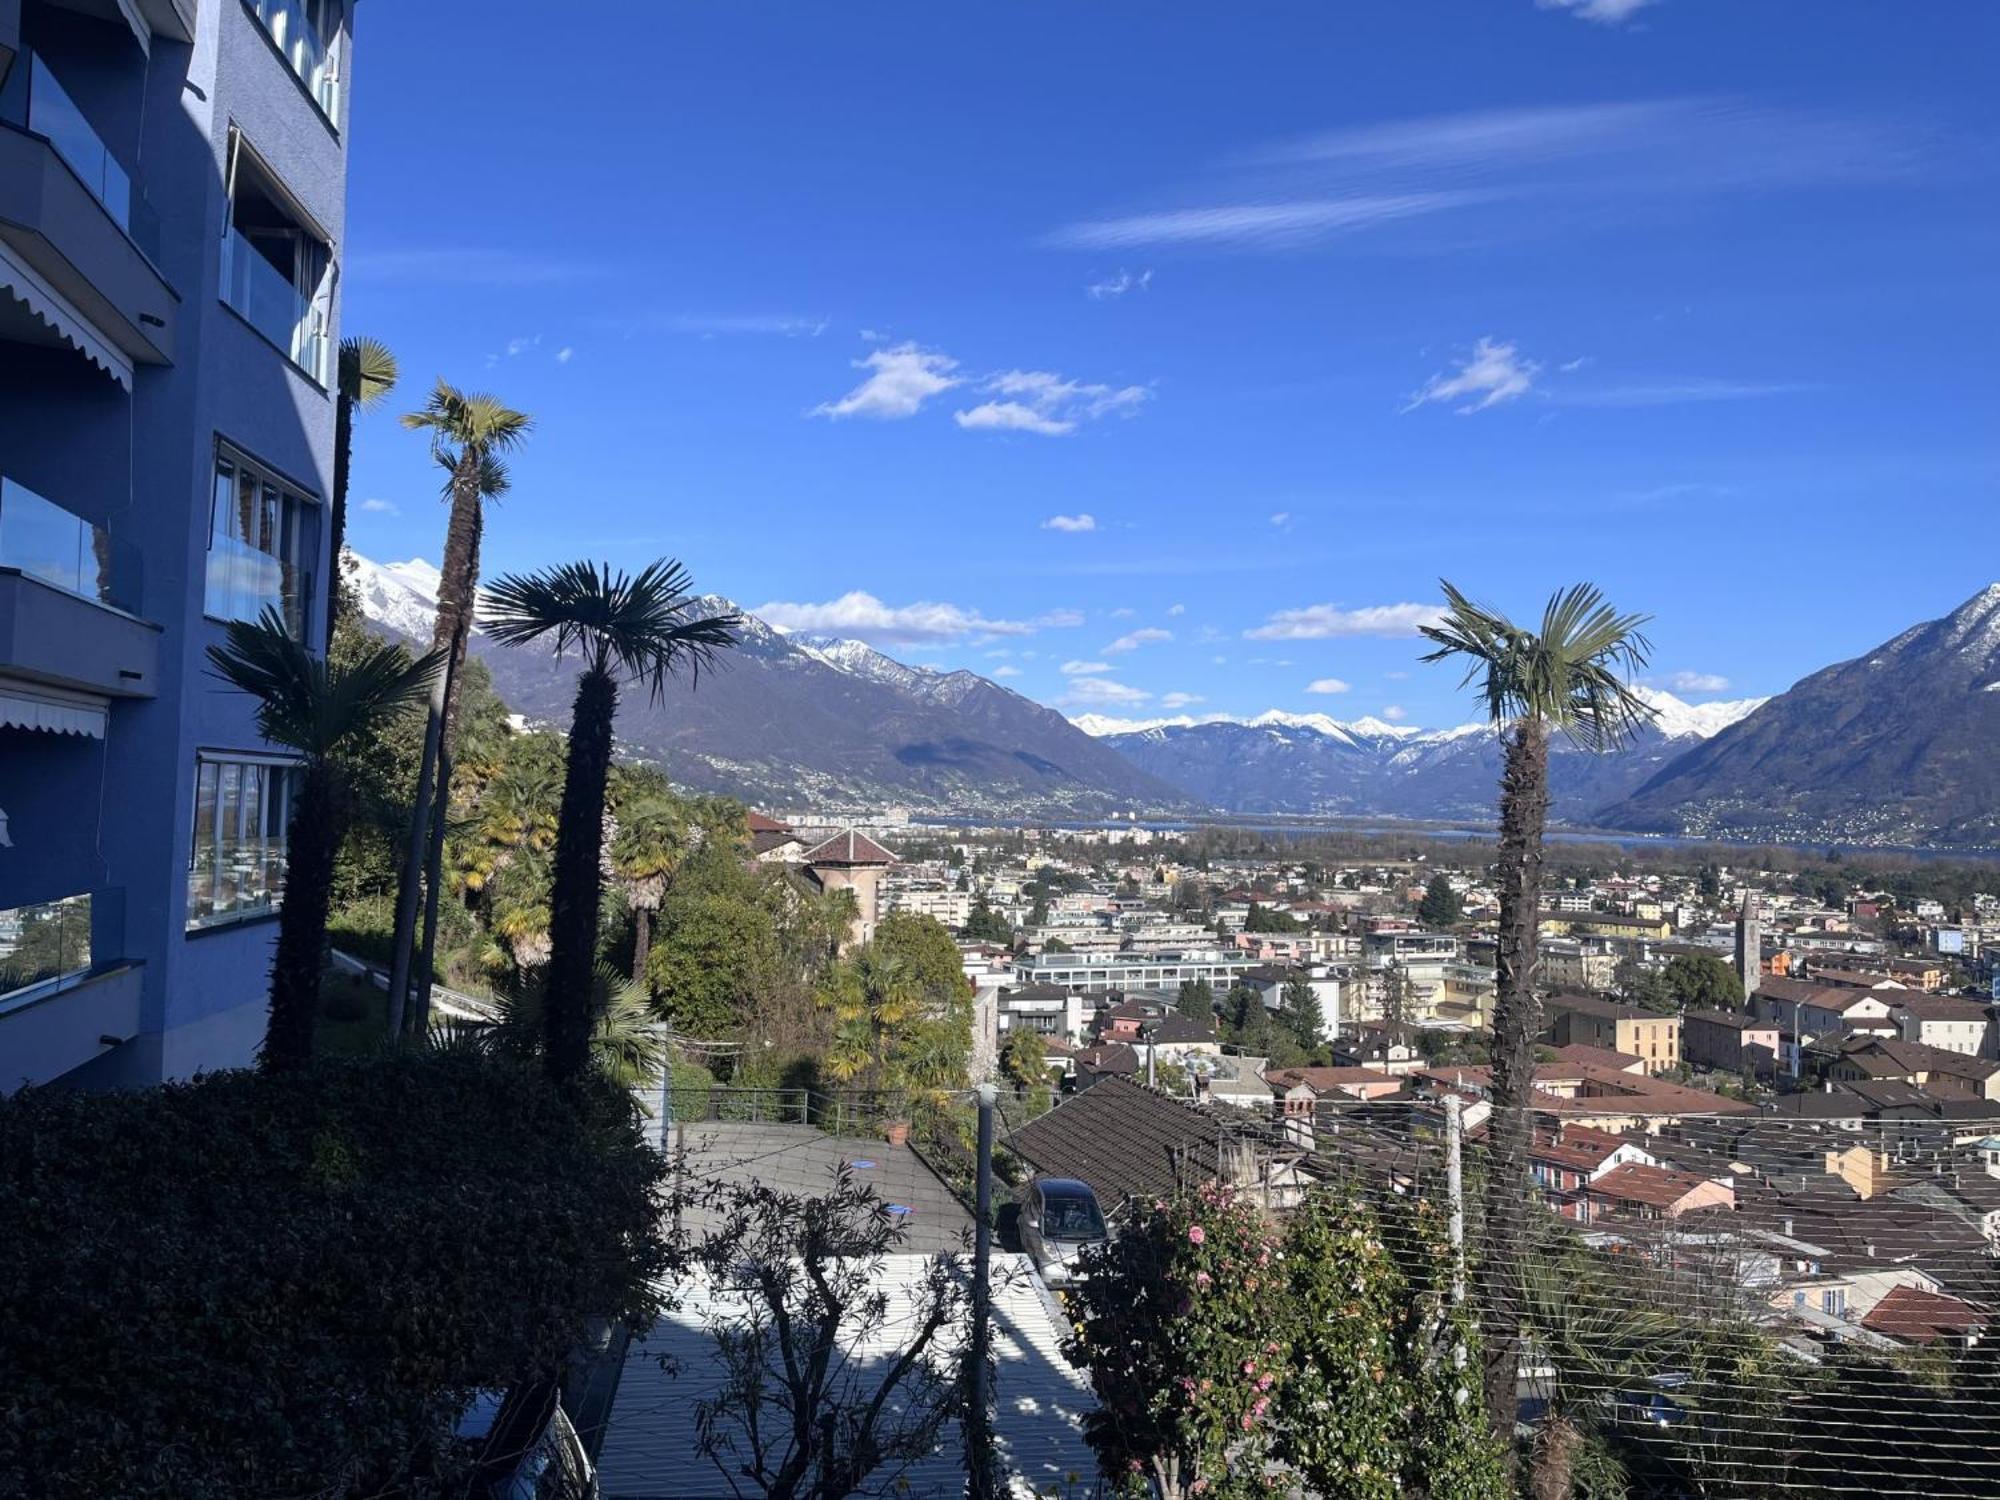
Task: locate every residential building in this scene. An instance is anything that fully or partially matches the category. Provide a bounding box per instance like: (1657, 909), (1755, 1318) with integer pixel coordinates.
(1824, 1035), (2000, 1103)
(799, 829), (896, 950)
(1683, 1008), (1782, 1076)
(1542, 936), (1618, 994)
(1014, 947), (1264, 995)
(1545, 993), (1682, 1074)
(1584, 1162), (1735, 1222)
(2, 0), (357, 1090)
(1528, 1124), (1656, 1221)
(1889, 994), (1992, 1057)
(996, 981), (1086, 1040)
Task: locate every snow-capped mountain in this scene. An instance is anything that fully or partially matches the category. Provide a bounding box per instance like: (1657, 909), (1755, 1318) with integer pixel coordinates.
(1601, 584), (2000, 847)
(1088, 689), (1765, 825)
(342, 552), (1190, 816)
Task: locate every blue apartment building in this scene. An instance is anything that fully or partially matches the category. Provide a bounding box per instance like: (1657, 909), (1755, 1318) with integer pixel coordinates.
(0, 0), (353, 1088)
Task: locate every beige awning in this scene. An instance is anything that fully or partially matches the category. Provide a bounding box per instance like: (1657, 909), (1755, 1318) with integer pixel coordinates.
(0, 244), (134, 390)
(0, 683), (108, 738)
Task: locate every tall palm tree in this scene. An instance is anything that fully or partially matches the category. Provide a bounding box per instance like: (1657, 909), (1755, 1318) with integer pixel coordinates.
(207, 611), (440, 1070)
(608, 792), (696, 983)
(1419, 581), (1653, 1445)
(386, 384), (530, 1036)
(483, 559), (738, 1081)
(325, 336), (398, 649)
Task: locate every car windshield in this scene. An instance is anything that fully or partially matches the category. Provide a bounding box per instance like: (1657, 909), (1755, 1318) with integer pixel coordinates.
(1043, 1193), (1106, 1241)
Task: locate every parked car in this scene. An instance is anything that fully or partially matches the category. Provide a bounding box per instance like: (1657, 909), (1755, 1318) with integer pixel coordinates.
(456, 1376), (597, 1499)
(1019, 1176), (1109, 1285)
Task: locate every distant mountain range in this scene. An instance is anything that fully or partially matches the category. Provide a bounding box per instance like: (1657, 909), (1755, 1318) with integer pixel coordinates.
(1077, 695), (1766, 825)
(1599, 584), (2000, 849)
(345, 555), (1192, 817)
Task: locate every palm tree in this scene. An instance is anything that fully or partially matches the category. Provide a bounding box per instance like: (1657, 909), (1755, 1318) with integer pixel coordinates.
(1418, 581), (1653, 1444)
(386, 383), (530, 1036)
(608, 792), (696, 983)
(325, 336), (398, 649)
(206, 611), (440, 1070)
(483, 559), (738, 1081)
(457, 964), (668, 1092)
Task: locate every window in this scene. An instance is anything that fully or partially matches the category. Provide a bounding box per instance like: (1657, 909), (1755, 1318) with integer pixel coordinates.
(245, 0), (344, 120)
(221, 135), (332, 381)
(206, 445), (317, 637)
(1, 893), (92, 1001)
(187, 757), (296, 929)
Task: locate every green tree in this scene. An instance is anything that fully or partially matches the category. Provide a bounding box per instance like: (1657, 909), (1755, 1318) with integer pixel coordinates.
(1696, 864), (1723, 906)
(1417, 873), (1464, 928)
(820, 913), (973, 1111)
(649, 875), (781, 1042)
(484, 560), (738, 1081)
(325, 336), (397, 649)
(1616, 958), (1677, 1014)
(1246, 901), (1302, 934)
(1662, 953), (1745, 1012)
(608, 788), (699, 983)
(1281, 975), (1324, 1048)
(999, 1027), (1048, 1094)
(1419, 579), (1653, 1447)
(206, 611), (439, 1069)
(961, 896), (1013, 946)
(1177, 977), (1216, 1026)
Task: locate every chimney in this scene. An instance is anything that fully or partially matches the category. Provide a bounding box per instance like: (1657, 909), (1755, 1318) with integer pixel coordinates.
(1783, 1216), (1794, 1237)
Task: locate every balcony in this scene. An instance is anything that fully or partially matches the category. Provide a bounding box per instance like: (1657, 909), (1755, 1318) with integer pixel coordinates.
(0, 53), (175, 371)
(0, 478), (157, 699)
(0, 943), (143, 1094)
(244, 0), (339, 121)
(221, 225), (327, 382)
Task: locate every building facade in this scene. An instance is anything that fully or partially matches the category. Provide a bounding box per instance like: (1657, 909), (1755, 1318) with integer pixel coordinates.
(1, 0), (354, 1089)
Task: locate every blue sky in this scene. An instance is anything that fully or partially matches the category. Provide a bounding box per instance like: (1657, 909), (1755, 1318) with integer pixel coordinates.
(342, 1), (1999, 730)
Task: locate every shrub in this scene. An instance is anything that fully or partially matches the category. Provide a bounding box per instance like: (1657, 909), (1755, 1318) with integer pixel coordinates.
(0, 1050), (672, 1499)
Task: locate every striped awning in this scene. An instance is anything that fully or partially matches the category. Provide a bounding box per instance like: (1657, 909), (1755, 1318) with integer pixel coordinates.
(0, 684), (107, 738)
(0, 244), (134, 390)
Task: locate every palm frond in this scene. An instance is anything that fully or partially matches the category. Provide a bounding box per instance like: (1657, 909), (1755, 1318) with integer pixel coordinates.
(337, 336), (398, 407)
(1418, 579), (1655, 751)
(206, 610), (441, 760)
(434, 448), (512, 503)
(400, 378), (533, 454)
(481, 559), (741, 701)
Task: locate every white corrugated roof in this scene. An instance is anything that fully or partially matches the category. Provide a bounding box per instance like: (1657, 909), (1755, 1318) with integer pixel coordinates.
(596, 1252), (1096, 1499)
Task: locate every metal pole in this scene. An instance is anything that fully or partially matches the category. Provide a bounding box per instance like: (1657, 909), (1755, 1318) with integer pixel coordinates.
(969, 1082), (998, 1500)
(1444, 1093), (1466, 1305)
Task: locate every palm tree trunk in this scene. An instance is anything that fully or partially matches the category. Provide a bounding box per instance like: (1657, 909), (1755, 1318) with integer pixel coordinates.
(545, 666), (618, 1081)
(324, 390), (354, 651)
(632, 906), (653, 987)
(1479, 715), (1549, 1446)
(262, 769), (342, 1071)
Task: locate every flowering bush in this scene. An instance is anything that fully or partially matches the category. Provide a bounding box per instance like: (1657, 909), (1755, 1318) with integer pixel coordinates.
(1063, 1185), (1288, 1499)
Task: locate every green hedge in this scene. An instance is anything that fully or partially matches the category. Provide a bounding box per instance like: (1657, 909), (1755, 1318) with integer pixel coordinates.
(0, 1050), (671, 1499)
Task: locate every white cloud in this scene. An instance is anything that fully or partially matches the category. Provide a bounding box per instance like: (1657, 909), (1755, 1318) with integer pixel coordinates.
(1087, 268), (1153, 299)
(1104, 627), (1173, 654)
(555, 346), (574, 364)
(505, 335), (541, 357)
(1062, 660), (1113, 676)
(1305, 678), (1352, 695)
(1167, 603), (1186, 617)
(1537, 0), (1657, 24)
(1041, 513), (1098, 533)
(1108, 607), (1137, 620)
(1559, 356), (1590, 372)
(1269, 511), (1292, 528)
(813, 342), (962, 421)
(1058, 676), (1152, 707)
(1382, 705), (1410, 722)
(755, 591), (1033, 645)
(1048, 194), (1480, 251)
(1246, 602), (1446, 640)
(358, 498), (399, 515)
(1667, 670), (1731, 693)
(1160, 691), (1204, 709)
(956, 370), (1150, 438)
(990, 665), (1022, 679)
(674, 314), (829, 338)
(1404, 337), (1539, 414)
(1035, 607), (1087, 629)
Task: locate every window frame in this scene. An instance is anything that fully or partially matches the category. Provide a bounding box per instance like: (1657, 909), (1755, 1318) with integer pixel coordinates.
(185, 750), (300, 932)
(219, 127), (337, 387)
(204, 438), (321, 641)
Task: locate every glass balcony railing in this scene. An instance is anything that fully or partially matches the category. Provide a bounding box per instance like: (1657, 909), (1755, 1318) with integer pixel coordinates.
(0, 893), (93, 1004)
(0, 53), (160, 260)
(222, 228), (328, 382)
(247, 0), (339, 120)
(0, 477), (139, 612)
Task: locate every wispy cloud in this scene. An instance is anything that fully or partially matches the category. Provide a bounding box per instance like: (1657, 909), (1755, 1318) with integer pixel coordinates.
(1538, 0), (1658, 24)
(1058, 676), (1151, 708)
(1269, 511), (1293, 528)
(1246, 602), (1446, 640)
(673, 314), (830, 338)
(1087, 268), (1153, 299)
(1062, 660), (1113, 676)
(756, 591), (1033, 645)
(1047, 99), (1918, 256)
(1035, 607), (1087, 629)
(347, 247), (602, 287)
(1160, 691), (1204, 709)
(358, 498), (398, 515)
(990, 665), (1022, 679)
(812, 343), (962, 421)
(1305, 678), (1352, 695)
(1041, 513), (1098, 533)
(1405, 337), (1539, 414)
(1666, 670), (1730, 693)
(1104, 627), (1173, 654)
(1556, 378), (1817, 407)
(1381, 705), (1410, 722)
(555, 346), (574, 365)
(956, 371), (1150, 437)
(1167, 603), (1187, 617)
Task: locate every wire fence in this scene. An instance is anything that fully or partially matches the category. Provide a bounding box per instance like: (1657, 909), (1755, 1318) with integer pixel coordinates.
(1285, 1094), (2000, 1497)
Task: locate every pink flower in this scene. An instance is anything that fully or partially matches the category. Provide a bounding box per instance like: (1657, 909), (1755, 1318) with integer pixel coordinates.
(1240, 1413), (1254, 1431)
(1195, 1271), (1212, 1287)
(1253, 1396), (1270, 1417)
(1264, 1340), (1280, 1354)
(1242, 1360), (1257, 1376)
(1188, 1224), (1206, 1245)
(1257, 1374), (1274, 1391)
